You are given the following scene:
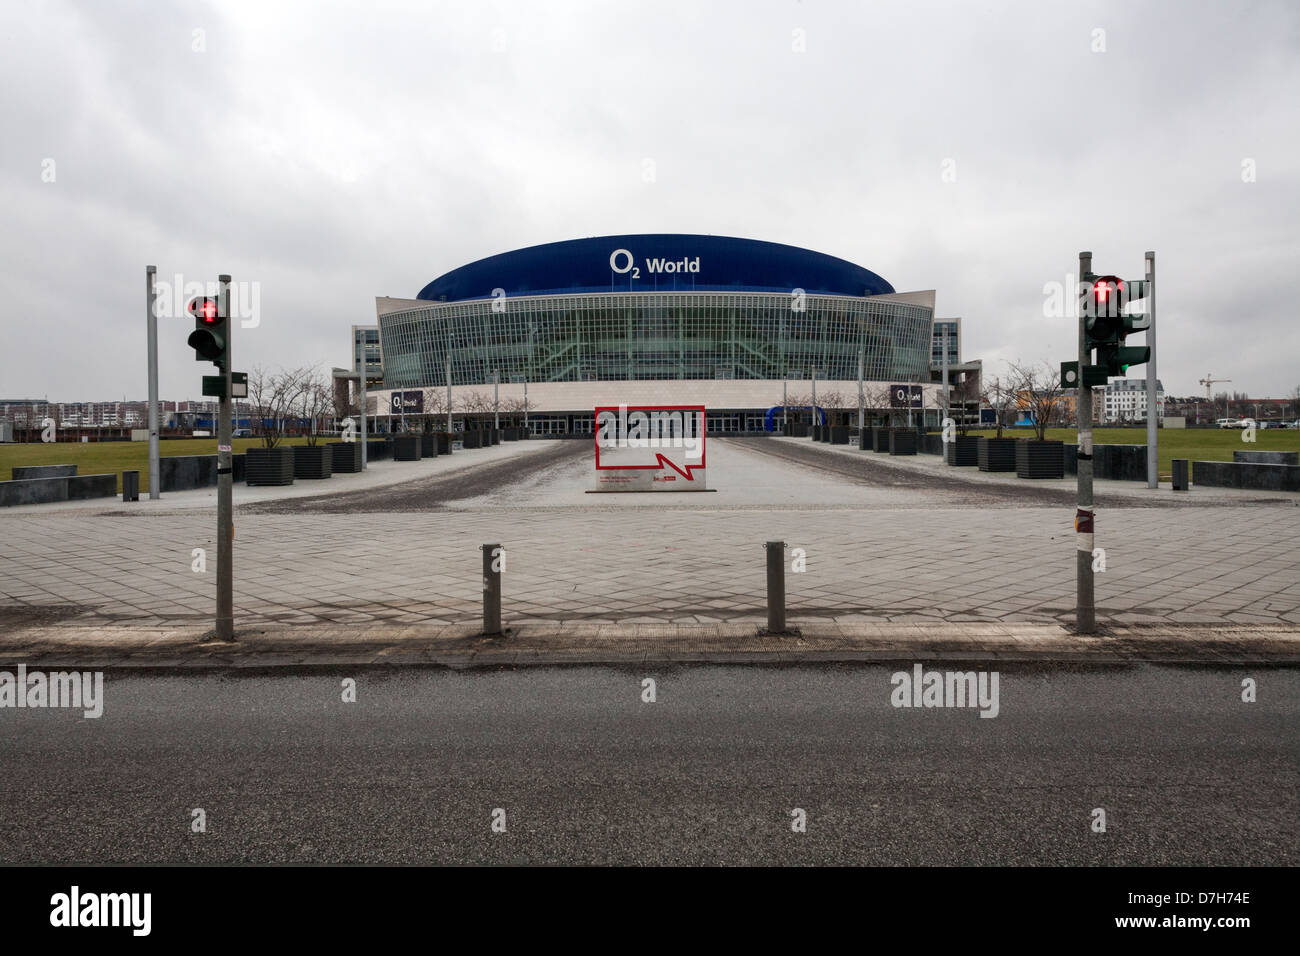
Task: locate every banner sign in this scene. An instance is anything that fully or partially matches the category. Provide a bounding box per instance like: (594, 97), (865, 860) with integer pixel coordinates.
(889, 384), (923, 408)
(390, 390), (424, 414)
(592, 404), (707, 492)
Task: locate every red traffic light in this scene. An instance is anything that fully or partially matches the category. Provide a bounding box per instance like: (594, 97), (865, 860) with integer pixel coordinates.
(1092, 275), (1123, 305)
(187, 297), (220, 324)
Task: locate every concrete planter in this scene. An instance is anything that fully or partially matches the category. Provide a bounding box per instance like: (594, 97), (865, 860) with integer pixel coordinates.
(1016, 440), (1065, 479)
(330, 441), (363, 473)
(462, 431), (483, 449)
(977, 437), (1017, 472)
(944, 436), (978, 466)
(245, 447), (295, 486)
(420, 433), (439, 458)
(393, 434), (421, 461)
(292, 444), (333, 479)
(830, 425), (850, 445)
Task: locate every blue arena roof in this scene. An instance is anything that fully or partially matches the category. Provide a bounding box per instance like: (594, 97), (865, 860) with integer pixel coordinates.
(417, 234), (894, 302)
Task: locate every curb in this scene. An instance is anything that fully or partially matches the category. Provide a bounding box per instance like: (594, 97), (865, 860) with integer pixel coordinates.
(3, 621), (1297, 669)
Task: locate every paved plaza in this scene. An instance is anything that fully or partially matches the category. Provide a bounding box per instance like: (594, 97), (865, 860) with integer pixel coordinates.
(2, 438), (1297, 634)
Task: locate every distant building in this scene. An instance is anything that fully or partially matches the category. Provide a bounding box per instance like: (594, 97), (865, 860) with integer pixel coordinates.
(929, 317), (981, 426)
(352, 325), (384, 390)
(1102, 378), (1164, 424)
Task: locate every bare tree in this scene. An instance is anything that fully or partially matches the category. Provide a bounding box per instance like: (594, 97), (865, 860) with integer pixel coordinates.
(296, 369), (333, 446)
(248, 365), (311, 449)
(1007, 361), (1065, 441)
(981, 376), (1020, 438)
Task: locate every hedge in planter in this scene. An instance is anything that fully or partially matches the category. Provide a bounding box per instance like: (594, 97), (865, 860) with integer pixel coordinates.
(393, 434), (421, 461)
(330, 441), (363, 473)
(292, 444), (333, 479)
(1016, 439), (1065, 479)
(246, 446), (295, 486)
(944, 436), (978, 466)
(977, 437), (1017, 472)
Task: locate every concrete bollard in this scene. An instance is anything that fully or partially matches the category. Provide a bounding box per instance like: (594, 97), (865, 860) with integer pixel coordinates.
(766, 540), (786, 633)
(481, 543), (503, 635)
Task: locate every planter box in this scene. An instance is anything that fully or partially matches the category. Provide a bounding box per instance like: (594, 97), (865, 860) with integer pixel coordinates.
(872, 427), (892, 452)
(944, 436), (978, 466)
(489, 429), (501, 445)
(889, 430), (917, 455)
(435, 432), (453, 455)
(393, 434), (421, 461)
(830, 425), (850, 445)
(462, 431), (483, 449)
(330, 441), (363, 473)
(366, 438), (390, 461)
(420, 433), (439, 458)
(858, 428), (870, 450)
(1016, 440), (1065, 479)
(812, 425), (822, 442)
(292, 444), (333, 479)
(977, 437), (1017, 472)
(245, 447), (295, 486)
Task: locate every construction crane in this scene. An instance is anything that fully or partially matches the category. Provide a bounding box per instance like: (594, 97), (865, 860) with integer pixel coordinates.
(1199, 373), (1232, 421)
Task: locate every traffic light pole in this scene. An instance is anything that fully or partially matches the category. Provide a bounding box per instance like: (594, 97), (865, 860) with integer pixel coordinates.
(1076, 251), (1096, 634)
(216, 275), (234, 642)
(1145, 251), (1157, 488)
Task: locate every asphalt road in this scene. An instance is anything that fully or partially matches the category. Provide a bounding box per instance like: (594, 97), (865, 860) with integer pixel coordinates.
(2, 664), (1294, 865)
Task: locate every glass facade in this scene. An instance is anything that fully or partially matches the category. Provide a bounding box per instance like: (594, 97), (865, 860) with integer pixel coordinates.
(932, 319), (960, 367)
(379, 291), (933, 389)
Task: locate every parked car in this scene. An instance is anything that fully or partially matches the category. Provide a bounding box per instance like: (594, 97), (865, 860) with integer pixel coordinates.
(1215, 418), (1240, 428)
(232, 428), (252, 437)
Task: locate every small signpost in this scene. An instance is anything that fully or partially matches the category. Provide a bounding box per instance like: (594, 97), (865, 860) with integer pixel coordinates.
(591, 404), (708, 492)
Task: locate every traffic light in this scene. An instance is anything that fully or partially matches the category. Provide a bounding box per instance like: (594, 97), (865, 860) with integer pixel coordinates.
(187, 296), (227, 368)
(1082, 273), (1150, 376)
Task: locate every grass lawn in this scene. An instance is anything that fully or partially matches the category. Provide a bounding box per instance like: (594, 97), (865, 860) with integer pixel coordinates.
(0, 437), (321, 492)
(965, 426), (1300, 477)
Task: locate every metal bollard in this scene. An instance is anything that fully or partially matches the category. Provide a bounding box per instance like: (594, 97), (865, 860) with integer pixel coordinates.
(766, 540), (786, 633)
(1171, 459), (1189, 492)
(481, 543), (503, 635)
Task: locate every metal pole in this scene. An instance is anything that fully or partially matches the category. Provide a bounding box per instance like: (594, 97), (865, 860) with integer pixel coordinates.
(766, 541), (786, 633)
(783, 374), (788, 430)
(494, 368), (499, 431)
(145, 265), (160, 499)
(482, 543), (502, 636)
(1145, 251), (1157, 489)
(857, 345), (864, 430)
(523, 377), (529, 431)
(941, 326), (949, 427)
(359, 363), (367, 470)
(1076, 252), (1096, 634)
(811, 370), (817, 429)
(446, 350), (453, 438)
(216, 275), (235, 642)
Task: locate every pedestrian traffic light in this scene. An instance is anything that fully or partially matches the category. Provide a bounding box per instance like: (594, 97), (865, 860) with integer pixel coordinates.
(1082, 273), (1150, 375)
(187, 296), (227, 368)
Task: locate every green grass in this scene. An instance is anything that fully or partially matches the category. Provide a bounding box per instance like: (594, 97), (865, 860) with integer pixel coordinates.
(965, 426), (1300, 477)
(0, 437), (320, 492)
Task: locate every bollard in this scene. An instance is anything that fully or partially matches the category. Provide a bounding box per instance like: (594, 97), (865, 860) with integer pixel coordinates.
(1172, 459), (1189, 492)
(481, 542), (503, 635)
(766, 540), (786, 633)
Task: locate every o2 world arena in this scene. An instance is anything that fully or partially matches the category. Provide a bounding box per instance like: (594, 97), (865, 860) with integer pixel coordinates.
(373, 234), (938, 435)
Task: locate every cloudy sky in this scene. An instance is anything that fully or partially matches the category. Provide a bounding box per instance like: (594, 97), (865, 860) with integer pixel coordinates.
(2, 0), (1297, 402)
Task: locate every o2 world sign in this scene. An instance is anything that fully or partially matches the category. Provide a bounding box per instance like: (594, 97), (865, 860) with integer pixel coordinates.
(592, 404), (707, 492)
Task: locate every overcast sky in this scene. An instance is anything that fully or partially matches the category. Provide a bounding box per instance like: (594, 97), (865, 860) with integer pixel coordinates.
(2, 0), (1297, 402)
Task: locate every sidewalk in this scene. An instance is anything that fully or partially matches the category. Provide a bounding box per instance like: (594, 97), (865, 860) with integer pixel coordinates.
(4, 620), (1296, 668)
